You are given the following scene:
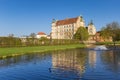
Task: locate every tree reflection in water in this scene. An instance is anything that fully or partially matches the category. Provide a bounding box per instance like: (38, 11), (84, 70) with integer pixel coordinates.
(87, 49), (120, 71)
(0, 53), (50, 68)
(101, 50), (120, 72)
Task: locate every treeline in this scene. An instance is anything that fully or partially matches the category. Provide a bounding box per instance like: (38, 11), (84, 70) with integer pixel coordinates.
(0, 37), (22, 47)
(92, 21), (120, 46)
(100, 22), (120, 42)
(0, 37), (80, 47)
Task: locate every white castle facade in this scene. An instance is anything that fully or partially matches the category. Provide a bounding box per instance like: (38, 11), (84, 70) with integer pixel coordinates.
(51, 16), (96, 39)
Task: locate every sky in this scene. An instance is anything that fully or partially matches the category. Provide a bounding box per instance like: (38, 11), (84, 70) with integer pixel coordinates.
(0, 0), (120, 37)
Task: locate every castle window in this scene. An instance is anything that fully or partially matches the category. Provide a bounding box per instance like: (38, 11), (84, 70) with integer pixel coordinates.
(64, 25), (66, 28)
(69, 25), (71, 27)
(66, 25), (67, 28)
(72, 26), (74, 29)
(72, 24), (74, 27)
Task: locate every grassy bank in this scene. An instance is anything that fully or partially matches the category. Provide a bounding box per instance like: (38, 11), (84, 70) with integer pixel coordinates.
(96, 41), (120, 45)
(0, 44), (86, 58)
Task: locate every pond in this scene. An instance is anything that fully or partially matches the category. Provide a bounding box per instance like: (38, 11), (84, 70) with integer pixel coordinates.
(0, 48), (120, 80)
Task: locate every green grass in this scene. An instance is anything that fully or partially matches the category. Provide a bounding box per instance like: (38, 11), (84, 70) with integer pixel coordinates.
(95, 42), (113, 45)
(96, 41), (120, 45)
(0, 44), (86, 58)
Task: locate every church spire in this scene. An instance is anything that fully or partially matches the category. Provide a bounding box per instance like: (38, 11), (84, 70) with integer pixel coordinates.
(79, 15), (84, 22)
(88, 20), (96, 35)
(89, 20), (93, 25)
(52, 19), (56, 23)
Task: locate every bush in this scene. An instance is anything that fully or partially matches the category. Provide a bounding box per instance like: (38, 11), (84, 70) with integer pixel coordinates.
(0, 37), (22, 47)
(0, 37), (81, 47)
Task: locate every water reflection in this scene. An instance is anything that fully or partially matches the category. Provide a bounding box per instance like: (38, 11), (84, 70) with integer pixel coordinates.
(51, 49), (87, 78)
(101, 50), (120, 72)
(0, 53), (50, 68)
(50, 49), (120, 79)
(88, 50), (96, 68)
(0, 49), (120, 80)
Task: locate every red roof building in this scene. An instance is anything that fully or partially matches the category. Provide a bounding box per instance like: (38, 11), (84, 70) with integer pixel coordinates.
(36, 32), (47, 38)
(37, 32), (46, 35)
(51, 16), (85, 39)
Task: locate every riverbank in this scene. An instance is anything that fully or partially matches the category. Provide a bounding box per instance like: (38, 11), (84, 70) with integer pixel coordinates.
(0, 44), (86, 58)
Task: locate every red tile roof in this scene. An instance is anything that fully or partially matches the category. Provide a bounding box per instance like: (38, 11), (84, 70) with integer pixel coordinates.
(37, 32), (46, 35)
(56, 17), (78, 26)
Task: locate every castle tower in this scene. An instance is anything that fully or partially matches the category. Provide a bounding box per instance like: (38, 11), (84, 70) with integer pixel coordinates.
(79, 16), (85, 27)
(88, 20), (96, 35)
(51, 19), (58, 39)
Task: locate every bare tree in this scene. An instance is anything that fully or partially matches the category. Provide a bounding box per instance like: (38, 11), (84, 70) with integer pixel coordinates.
(29, 33), (36, 45)
(100, 22), (120, 47)
(64, 31), (74, 39)
(8, 34), (14, 37)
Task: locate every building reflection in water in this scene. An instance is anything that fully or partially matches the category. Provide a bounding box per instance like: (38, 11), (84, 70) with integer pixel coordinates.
(1, 48), (120, 79)
(88, 50), (96, 68)
(51, 49), (87, 78)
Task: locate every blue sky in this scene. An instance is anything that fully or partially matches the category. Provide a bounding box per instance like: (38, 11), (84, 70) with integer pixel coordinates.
(0, 0), (120, 37)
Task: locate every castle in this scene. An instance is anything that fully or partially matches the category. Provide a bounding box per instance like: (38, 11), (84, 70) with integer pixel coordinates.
(51, 16), (96, 39)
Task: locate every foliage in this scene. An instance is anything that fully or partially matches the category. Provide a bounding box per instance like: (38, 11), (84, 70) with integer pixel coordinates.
(0, 36), (81, 47)
(29, 33), (36, 38)
(74, 27), (89, 41)
(0, 37), (22, 47)
(64, 31), (73, 39)
(100, 22), (120, 41)
(100, 27), (112, 40)
(28, 33), (36, 45)
(8, 34), (14, 37)
(40, 37), (48, 41)
(95, 42), (113, 45)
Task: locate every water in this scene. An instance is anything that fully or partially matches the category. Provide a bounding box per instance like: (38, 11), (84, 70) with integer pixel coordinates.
(93, 45), (108, 50)
(0, 48), (120, 80)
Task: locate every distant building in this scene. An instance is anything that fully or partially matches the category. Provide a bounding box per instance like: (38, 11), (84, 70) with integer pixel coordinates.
(36, 32), (47, 38)
(46, 35), (50, 39)
(51, 16), (96, 39)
